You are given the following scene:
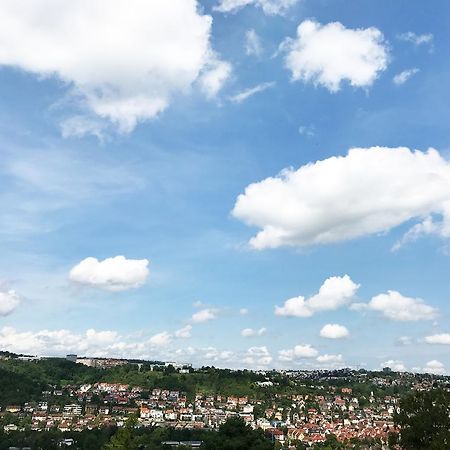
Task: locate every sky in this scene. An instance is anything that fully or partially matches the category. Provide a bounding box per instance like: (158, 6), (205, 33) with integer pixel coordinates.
(0, 0), (449, 375)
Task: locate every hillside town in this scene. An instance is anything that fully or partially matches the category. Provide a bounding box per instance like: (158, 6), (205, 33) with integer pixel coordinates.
(1, 356), (448, 449)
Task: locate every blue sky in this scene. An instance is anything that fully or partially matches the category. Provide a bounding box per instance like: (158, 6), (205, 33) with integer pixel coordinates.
(0, 0), (449, 374)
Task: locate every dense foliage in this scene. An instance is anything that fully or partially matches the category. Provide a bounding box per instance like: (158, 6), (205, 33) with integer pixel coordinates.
(0, 358), (100, 405)
(0, 359), (274, 405)
(394, 389), (450, 449)
(0, 417), (274, 450)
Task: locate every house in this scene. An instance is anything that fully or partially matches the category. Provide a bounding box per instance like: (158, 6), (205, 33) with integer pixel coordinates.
(58, 439), (76, 447)
(5, 405), (21, 413)
(63, 404), (82, 416)
(4, 424), (19, 433)
(140, 407), (151, 419)
(266, 428), (284, 442)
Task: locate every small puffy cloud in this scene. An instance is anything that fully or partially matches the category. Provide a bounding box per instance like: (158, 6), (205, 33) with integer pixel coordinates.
(243, 346), (272, 366)
(424, 333), (450, 345)
(245, 29), (263, 56)
(279, 344), (318, 361)
(199, 59), (232, 98)
(320, 324), (349, 339)
(397, 336), (412, 346)
(423, 360), (445, 375)
(397, 32), (433, 47)
(366, 291), (437, 321)
(282, 20), (388, 92)
(316, 354), (343, 364)
(148, 331), (172, 347)
(215, 0), (299, 15)
(85, 329), (118, 345)
(275, 275), (359, 317)
(298, 124), (315, 137)
(241, 328), (254, 337)
(229, 82), (275, 103)
(0, 289), (20, 316)
(191, 308), (218, 323)
(241, 327), (266, 337)
(393, 68), (419, 85)
(204, 347), (235, 362)
(239, 308), (249, 315)
(69, 256), (149, 292)
(0, 0), (230, 133)
(175, 325), (192, 339)
(381, 360), (406, 372)
(232, 147), (450, 249)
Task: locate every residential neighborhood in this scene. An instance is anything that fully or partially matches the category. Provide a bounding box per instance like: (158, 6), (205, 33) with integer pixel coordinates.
(1, 356), (448, 449)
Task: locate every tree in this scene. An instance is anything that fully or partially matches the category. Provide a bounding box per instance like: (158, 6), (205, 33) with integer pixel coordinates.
(102, 417), (139, 450)
(387, 431), (399, 448)
(394, 389), (450, 450)
(203, 416), (274, 450)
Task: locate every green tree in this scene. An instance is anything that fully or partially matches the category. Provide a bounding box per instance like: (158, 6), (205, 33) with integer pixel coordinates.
(394, 389), (450, 449)
(102, 417), (139, 450)
(203, 416), (274, 450)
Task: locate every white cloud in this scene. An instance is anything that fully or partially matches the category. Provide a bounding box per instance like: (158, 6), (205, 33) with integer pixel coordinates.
(232, 147), (450, 249)
(366, 291), (437, 321)
(275, 275), (359, 317)
(424, 360), (445, 375)
(199, 58), (232, 98)
(381, 359), (406, 372)
(243, 346), (272, 366)
(393, 68), (419, 85)
(229, 82), (275, 103)
(417, 360), (446, 375)
(60, 115), (108, 141)
(175, 325), (193, 339)
(214, 0), (299, 15)
(397, 32), (433, 47)
(317, 354), (343, 364)
(424, 333), (450, 345)
(148, 331), (172, 347)
(282, 20), (388, 92)
(85, 329), (118, 346)
(391, 216), (440, 251)
(245, 29), (263, 56)
(298, 124), (315, 137)
(239, 308), (249, 315)
(397, 336), (412, 345)
(204, 347), (235, 362)
(0, 327), (122, 357)
(0, 0), (230, 133)
(0, 289), (20, 316)
(69, 256), (149, 292)
(320, 324), (349, 339)
(241, 327), (267, 337)
(279, 344), (318, 361)
(191, 308), (218, 323)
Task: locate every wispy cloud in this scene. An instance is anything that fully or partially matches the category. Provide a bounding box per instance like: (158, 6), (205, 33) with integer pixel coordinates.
(397, 31), (433, 46)
(229, 82), (275, 103)
(0, 145), (144, 236)
(393, 68), (419, 85)
(245, 29), (263, 57)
